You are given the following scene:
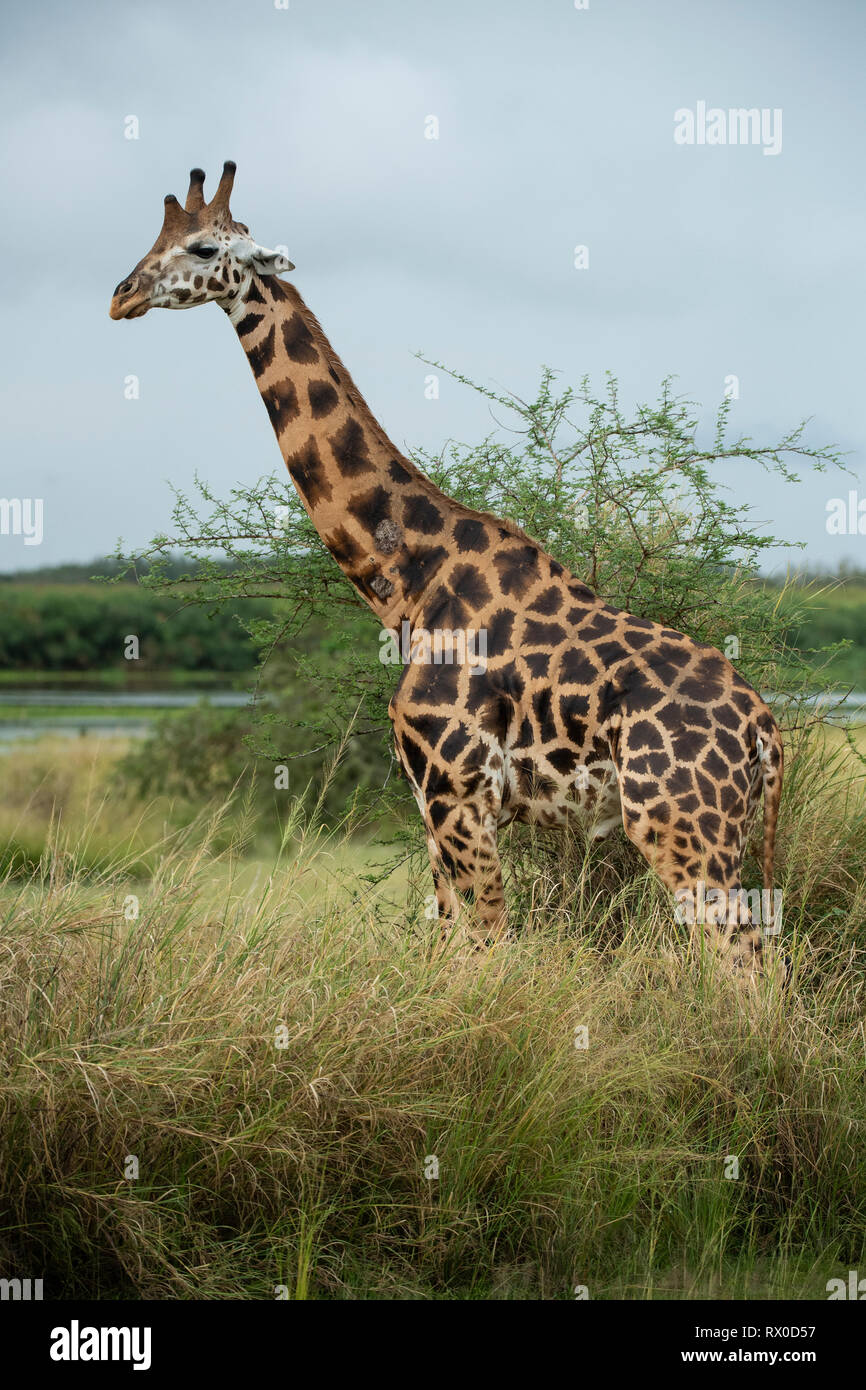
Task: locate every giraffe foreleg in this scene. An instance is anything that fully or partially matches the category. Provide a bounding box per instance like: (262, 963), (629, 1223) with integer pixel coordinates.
(425, 799), (509, 947)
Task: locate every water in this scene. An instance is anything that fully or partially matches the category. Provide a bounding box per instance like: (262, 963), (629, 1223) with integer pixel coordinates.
(767, 691), (866, 723)
(0, 721), (153, 742)
(0, 691), (251, 709)
(0, 688), (254, 744)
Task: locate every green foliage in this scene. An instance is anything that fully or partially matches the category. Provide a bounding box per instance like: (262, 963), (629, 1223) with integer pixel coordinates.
(781, 580), (866, 687)
(412, 370), (846, 695)
(0, 584), (264, 673)
(0, 555), (206, 587)
(117, 686), (393, 827)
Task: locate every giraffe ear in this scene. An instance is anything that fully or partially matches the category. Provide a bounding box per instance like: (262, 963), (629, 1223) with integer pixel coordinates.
(247, 242), (295, 275)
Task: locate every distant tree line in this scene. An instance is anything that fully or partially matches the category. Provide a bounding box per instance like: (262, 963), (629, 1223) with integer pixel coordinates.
(0, 583), (265, 672)
(0, 556), (236, 587)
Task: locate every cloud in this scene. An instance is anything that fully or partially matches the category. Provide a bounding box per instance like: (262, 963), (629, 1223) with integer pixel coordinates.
(0, 0), (862, 572)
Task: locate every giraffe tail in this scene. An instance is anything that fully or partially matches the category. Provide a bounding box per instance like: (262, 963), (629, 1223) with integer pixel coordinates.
(755, 719), (783, 937)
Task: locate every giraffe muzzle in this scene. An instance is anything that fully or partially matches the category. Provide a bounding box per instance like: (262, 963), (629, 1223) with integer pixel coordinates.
(109, 276), (150, 320)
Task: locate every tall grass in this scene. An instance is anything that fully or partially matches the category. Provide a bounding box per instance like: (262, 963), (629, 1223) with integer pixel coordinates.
(0, 725), (863, 1300)
(0, 737), (181, 879)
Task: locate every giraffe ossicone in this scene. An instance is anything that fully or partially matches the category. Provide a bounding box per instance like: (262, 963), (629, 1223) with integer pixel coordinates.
(110, 162), (785, 980)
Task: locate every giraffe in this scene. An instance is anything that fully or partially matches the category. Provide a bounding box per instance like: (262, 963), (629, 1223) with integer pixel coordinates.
(110, 162), (784, 977)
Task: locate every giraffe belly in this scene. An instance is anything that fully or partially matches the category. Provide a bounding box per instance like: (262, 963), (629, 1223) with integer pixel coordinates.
(501, 754), (623, 838)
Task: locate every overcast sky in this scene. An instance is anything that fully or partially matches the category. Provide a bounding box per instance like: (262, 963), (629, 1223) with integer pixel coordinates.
(1, 0), (863, 576)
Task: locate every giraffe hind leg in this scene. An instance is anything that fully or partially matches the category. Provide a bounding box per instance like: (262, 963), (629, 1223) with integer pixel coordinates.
(610, 723), (764, 977)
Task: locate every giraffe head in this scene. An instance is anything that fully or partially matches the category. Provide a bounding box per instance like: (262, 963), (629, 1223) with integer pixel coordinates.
(109, 161), (294, 320)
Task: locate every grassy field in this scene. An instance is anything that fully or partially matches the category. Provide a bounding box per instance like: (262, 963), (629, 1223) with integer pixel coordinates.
(0, 727), (864, 1299)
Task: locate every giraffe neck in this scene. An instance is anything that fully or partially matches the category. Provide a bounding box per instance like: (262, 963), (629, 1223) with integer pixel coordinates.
(226, 273), (459, 626)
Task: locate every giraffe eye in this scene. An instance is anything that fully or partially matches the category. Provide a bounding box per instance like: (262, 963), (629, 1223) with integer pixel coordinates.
(188, 243), (218, 259)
